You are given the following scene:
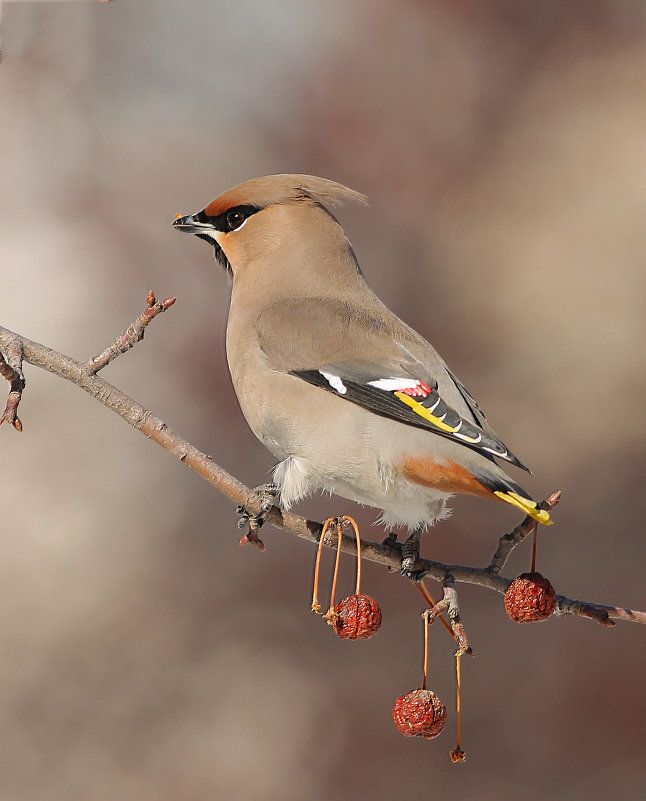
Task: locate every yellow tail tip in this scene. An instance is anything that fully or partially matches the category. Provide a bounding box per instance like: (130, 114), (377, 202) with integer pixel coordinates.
(494, 491), (553, 525)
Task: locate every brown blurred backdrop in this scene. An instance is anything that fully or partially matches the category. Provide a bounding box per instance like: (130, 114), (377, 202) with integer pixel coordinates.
(1, 1), (645, 799)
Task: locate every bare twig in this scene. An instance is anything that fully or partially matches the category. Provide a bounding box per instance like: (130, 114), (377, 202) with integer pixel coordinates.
(0, 336), (25, 431)
(84, 290), (176, 374)
(0, 321), (643, 627)
(238, 516), (265, 550)
(424, 576), (474, 655)
(488, 491), (562, 574)
(415, 580), (454, 637)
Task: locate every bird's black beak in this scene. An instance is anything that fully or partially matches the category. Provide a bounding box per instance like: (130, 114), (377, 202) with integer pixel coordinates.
(173, 210), (231, 271)
(173, 211), (214, 235)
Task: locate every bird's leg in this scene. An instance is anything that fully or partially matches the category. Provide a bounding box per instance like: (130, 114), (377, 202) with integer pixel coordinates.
(381, 532), (401, 551)
(382, 530), (428, 581)
(400, 525), (428, 582)
(236, 483), (279, 549)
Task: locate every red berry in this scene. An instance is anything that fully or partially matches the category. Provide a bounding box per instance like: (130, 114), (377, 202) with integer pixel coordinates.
(505, 571), (557, 622)
(333, 594), (382, 640)
(392, 689), (447, 739)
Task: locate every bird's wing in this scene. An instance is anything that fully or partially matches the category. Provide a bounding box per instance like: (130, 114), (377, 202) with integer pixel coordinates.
(256, 298), (530, 471)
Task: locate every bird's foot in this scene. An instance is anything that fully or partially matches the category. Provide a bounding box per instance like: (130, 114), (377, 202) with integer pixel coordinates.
(236, 483), (279, 550)
(381, 532), (401, 550)
(382, 531), (428, 581)
(400, 556), (429, 582)
(400, 529), (428, 582)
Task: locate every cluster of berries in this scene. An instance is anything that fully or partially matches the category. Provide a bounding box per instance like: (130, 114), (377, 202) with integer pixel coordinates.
(311, 516), (558, 761)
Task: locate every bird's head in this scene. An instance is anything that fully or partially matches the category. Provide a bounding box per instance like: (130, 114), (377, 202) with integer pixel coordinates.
(173, 174), (367, 277)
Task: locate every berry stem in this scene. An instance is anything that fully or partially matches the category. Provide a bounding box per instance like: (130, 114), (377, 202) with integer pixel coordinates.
(311, 517), (335, 613)
(415, 580), (455, 638)
(531, 521), (538, 572)
(449, 650), (467, 763)
(455, 651), (462, 750)
(327, 519), (344, 616)
(342, 515), (362, 595)
(422, 610), (430, 690)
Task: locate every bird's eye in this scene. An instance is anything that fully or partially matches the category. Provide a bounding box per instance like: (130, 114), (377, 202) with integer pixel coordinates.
(226, 209), (248, 231)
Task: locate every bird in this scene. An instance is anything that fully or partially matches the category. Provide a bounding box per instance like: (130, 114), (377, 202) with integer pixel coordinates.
(173, 174), (551, 578)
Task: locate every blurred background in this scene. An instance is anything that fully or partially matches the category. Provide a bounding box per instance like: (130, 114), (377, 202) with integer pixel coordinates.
(1, 1), (645, 798)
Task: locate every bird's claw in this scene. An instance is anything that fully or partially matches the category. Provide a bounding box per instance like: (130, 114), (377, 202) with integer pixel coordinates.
(236, 483), (279, 550)
(382, 532), (428, 581)
(381, 532), (401, 551)
(400, 531), (428, 582)
(256, 482), (279, 513)
(236, 505), (264, 529)
(236, 482), (278, 525)
(400, 559), (429, 583)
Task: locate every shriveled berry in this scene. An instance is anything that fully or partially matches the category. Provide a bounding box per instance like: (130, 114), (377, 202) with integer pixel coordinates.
(333, 594), (382, 640)
(392, 689), (447, 739)
(505, 571), (557, 622)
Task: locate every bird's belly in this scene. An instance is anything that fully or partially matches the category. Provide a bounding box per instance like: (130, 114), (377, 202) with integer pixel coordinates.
(268, 409), (453, 530)
(232, 366), (453, 530)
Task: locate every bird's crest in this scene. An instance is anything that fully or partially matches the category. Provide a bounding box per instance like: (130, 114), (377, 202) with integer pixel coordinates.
(204, 174), (367, 217)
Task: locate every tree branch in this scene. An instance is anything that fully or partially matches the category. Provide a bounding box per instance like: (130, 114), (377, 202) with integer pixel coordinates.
(487, 491), (561, 575)
(0, 335), (25, 431)
(424, 575), (474, 654)
(0, 310), (643, 628)
(85, 290), (176, 374)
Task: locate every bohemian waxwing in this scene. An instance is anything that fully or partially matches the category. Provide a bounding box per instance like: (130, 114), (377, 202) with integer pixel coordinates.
(174, 174), (551, 578)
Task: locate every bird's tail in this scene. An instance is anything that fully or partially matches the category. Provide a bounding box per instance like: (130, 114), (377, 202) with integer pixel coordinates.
(471, 464), (552, 525)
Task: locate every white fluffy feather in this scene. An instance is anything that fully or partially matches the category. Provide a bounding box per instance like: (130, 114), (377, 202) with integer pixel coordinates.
(272, 456), (318, 509)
